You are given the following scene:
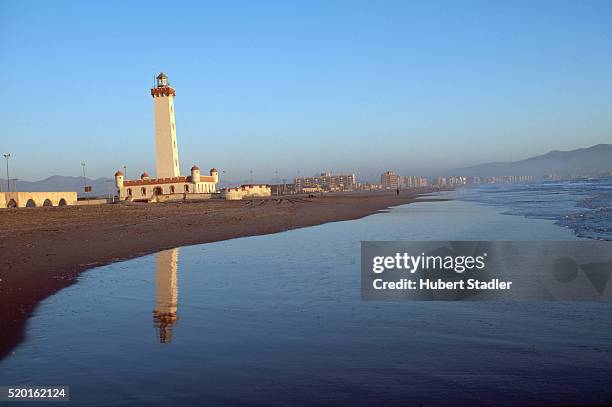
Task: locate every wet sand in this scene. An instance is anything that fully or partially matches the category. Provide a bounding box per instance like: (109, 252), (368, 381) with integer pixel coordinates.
(0, 190), (443, 360)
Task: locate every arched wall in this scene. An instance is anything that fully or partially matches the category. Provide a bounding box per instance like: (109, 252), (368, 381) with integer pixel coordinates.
(1, 192), (77, 209)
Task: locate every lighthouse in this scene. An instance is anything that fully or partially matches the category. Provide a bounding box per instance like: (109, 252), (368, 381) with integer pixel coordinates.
(114, 73), (218, 201)
(151, 72), (180, 178)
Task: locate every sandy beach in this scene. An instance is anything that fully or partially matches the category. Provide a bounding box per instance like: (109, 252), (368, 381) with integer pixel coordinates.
(0, 190), (442, 360)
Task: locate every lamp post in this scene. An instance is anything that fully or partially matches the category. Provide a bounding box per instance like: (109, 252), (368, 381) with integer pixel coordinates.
(12, 178), (18, 192)
(81, 162), (87, 197)
(3, 153), (10, 192)
(106, 179), (114, 202)
(275, 170), (279, 195)
(123, 165), (127, 180)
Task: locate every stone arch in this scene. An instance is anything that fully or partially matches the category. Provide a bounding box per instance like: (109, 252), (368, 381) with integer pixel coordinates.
(43, 198), (53, 207)
(154, 186), (163, 195)
(26, 199), (37, 207)
(7, 199), (17, 208)
(58, 198), (67, 206)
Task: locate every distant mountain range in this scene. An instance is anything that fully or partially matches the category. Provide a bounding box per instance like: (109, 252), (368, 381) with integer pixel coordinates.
(0, 175), (115, 197)
(2, 144), (610, 193)
(444, 144), (612, 178)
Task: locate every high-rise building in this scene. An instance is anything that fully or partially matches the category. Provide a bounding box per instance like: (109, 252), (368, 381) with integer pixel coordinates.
(380, 172), (429, 189)
(294, 172), (357, 192)
(381, 171), (399, 189)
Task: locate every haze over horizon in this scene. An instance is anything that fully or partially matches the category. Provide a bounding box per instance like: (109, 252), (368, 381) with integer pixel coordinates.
(1, 1), (611, 181)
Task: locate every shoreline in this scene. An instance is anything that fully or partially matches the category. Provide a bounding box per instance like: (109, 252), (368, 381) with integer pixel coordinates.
(0, 190), (446, 360)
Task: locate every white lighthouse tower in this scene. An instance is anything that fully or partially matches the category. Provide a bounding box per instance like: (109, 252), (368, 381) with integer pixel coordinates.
(151, 72), (180, 179)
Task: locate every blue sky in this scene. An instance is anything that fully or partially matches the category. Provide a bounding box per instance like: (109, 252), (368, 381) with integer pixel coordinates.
(1, 0), (611, 182)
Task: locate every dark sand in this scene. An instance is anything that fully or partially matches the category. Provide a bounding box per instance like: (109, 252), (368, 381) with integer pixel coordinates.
(0, 190), (443, 360)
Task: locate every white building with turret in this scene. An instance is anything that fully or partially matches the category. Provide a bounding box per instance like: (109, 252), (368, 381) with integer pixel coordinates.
(115, 73), (218, 201)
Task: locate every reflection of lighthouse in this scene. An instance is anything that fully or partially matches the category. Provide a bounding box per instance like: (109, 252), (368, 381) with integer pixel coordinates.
(153, 248), (179, 344)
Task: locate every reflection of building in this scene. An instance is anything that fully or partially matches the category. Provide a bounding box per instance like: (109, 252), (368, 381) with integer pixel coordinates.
(153, 248), (179, 344)
(294, 172), (356, 192)
(221, 184), (272, 200)
(115, 73), (218, 201)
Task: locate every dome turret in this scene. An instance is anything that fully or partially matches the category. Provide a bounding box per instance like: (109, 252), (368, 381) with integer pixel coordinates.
(114, 170), (124, 190)
(191, 165), (201, 183)
(210, 168), (219, 184)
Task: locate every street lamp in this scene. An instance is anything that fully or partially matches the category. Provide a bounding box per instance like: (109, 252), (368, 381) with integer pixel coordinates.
(105, 179), (114, 202)
(123, 165), (127, 180)
(81, 162), (87, 197)
(3, 153), (10, 192)
(275, 170), (279, 195)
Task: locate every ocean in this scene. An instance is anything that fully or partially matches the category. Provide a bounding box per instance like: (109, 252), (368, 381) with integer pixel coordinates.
(0, 182), (611, 405)
(459, 176), (612, 241)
